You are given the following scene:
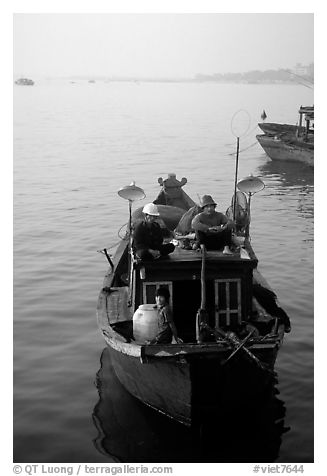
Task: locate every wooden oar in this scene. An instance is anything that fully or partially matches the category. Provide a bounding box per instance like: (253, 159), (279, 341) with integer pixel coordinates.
(221, 328), (255, 366)
(203, 323), (274, 375)
(216, 326), (271, 372)
(97, 248), (114, 272)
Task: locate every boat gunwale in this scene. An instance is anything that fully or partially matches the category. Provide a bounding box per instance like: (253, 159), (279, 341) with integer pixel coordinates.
(98, 307), (284, 361)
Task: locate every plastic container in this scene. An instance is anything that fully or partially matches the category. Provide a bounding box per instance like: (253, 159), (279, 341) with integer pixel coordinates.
(133, 304), (159, 343)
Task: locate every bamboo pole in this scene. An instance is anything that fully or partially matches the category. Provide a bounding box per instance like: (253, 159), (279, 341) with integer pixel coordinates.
(233, 137), (240, 222)
(196, 245), (207, 343)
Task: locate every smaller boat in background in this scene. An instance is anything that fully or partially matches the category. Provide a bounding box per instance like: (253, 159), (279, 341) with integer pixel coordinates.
(14, 78), (34, 86)
(256, 106), (314, 167)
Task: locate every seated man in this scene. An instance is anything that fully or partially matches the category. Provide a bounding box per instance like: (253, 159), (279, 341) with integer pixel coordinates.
(191, 195), (234, 254)
(133, 203), (175, 261)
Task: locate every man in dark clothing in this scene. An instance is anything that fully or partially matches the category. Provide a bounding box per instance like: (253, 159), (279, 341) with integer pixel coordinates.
(133, 203), (175, 261)
(191, 195), (234, 253)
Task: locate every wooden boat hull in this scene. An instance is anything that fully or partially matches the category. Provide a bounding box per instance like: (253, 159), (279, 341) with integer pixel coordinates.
(108, 343), (192, 425)
(256, 133), (314, 166)
(104, 334), (280, 426)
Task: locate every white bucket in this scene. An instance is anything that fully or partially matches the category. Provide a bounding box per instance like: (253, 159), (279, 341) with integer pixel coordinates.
(133, 304), (159, 343)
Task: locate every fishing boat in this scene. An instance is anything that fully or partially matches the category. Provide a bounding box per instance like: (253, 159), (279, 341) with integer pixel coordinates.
(257, 106), (314, 167)
(96, 173), (289, 426)
(14, 77), (34, 86)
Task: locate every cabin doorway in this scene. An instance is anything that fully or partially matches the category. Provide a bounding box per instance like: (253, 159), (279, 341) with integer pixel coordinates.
(173, 280), (216, 343)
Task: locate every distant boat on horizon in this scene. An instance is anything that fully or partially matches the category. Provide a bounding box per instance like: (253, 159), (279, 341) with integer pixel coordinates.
(15, 78), (34, 86)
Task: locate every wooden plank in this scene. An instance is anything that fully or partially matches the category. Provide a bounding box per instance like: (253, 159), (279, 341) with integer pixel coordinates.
(141, 342), (230, 360)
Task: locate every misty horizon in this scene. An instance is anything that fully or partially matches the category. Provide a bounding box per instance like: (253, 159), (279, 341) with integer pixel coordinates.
(14, 64), (314, 81)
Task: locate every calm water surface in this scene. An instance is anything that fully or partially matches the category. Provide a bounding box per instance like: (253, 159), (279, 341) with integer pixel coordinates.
(13, 81), (314, 463)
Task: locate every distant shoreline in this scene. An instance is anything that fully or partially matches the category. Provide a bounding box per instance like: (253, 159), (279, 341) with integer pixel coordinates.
(16, 65), (314, 86)
(40, 77), (313, 86)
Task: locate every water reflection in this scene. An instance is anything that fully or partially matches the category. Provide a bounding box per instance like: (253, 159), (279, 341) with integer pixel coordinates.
(257, 159), (314, 188)
(92, 348), (289, 463)
(257, 160), (314, 220)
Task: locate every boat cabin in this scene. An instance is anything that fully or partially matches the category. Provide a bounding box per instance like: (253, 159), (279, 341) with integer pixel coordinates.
(298, 105), (314, 141)
(111, 242), (258, 343)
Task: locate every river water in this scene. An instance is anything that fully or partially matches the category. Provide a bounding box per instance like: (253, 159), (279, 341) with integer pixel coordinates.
(13, 80), (314, 463)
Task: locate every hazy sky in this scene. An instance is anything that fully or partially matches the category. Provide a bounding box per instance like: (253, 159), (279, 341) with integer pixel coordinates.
(14, 13), (313, 78)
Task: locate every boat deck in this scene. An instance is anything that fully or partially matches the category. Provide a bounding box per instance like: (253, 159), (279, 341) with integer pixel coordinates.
(135, 240), (257, 269)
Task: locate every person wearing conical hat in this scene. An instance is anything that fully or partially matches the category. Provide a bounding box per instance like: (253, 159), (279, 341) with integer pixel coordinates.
(133, 203), (175, 261)
(191, 195), (234, 254)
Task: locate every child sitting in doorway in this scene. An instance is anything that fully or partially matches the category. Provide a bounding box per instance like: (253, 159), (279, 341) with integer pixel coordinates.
(148, 287), (183, 345)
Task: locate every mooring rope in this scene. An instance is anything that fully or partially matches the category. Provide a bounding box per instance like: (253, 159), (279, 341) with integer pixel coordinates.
(228, 140), (259, 156)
